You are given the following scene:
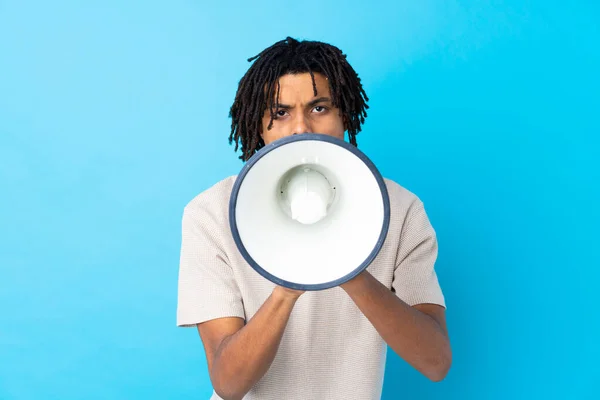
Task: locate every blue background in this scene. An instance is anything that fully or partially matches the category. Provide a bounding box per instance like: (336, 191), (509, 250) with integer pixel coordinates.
(1, 1), (598, 399)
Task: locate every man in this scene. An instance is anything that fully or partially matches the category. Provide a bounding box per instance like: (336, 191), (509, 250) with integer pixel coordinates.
(177, 37), (451, 400)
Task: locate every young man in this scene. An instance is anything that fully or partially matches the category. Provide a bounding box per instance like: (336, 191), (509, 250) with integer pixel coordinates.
(177, 37), (451, 400)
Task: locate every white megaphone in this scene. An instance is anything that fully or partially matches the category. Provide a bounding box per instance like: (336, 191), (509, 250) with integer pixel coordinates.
(229, 133), (390, 290)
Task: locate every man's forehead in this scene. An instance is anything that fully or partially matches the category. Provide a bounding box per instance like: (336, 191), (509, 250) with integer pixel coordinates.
(268, 73), (331, 101)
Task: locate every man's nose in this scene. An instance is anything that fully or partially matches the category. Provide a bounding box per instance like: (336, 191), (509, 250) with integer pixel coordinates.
(291, 115), (312, 135)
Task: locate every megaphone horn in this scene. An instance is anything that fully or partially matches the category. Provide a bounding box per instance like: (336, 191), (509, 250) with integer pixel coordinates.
(229, 133), (390, 291)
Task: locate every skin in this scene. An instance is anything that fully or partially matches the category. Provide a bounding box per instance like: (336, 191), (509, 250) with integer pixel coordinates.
(260, 73), (346, 143)
(197, 72), (452, 400)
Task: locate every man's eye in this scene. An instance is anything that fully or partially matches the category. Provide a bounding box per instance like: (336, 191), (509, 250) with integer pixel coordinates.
(275, 110), (287, 117)
(313, 106), (327, 113)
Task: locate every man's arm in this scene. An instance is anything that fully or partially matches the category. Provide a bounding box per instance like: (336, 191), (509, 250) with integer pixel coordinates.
(340, 271), (451, 381)
(197, 287), (303, 400)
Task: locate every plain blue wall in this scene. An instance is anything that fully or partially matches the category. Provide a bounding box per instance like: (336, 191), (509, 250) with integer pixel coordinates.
(1, 1), (598, 399)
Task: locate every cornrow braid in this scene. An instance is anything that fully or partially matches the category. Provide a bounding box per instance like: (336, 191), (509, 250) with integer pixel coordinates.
(228, 37), (369, 161)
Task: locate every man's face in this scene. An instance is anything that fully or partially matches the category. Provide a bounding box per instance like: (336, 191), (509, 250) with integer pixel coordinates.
(261, 73), (345, 144)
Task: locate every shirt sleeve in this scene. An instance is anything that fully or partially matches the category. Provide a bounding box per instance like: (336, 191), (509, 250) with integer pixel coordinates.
(176, 204), (245, 327)
(392, 198), (446, 308)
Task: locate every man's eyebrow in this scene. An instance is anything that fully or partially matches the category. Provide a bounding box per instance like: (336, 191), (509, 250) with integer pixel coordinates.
(307, 97), (332, 107)
(273, 97), (332, 109)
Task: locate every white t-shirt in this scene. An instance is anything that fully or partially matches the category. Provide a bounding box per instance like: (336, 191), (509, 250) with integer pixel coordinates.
(177, 176), (445, 400)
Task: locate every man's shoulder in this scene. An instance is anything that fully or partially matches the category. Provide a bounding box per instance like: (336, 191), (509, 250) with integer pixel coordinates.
(383, 177), (421, 209)
(183, 175), (237, 216)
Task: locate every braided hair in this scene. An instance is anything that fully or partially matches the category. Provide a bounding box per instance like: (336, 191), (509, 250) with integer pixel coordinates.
(228, 37), (369, 161)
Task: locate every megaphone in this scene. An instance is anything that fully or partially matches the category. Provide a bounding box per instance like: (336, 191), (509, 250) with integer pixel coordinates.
(229, 133), (390, 291)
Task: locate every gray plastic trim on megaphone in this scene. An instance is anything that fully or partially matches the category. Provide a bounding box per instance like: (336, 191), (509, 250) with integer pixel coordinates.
(229, 133), (391, 291)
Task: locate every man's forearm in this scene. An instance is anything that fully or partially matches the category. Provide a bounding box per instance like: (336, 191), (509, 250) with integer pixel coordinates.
(341, 271), (451, 381)
(211, 288), (299, 400)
